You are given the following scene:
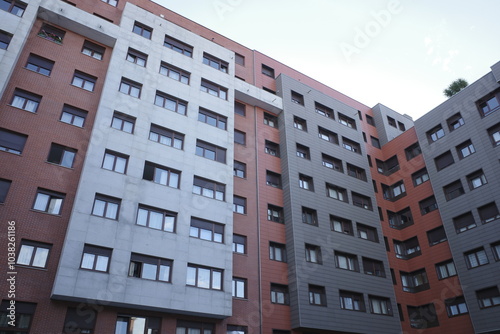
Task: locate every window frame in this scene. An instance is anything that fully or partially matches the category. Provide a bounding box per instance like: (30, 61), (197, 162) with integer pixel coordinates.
(232, 277), (247, 298)
(305, 244), (322, 264)
(154, 90), (187, 115)
(38, 23), (65, 44)
(159, 61), (190, 84)
(60, 104), (87, 128)
(71, 70), (96, 92)
(339, 290), (365, 312)
(335, 251), (359, 272)
(192, 176), (225, 201)
(136, 204), (176, 233)
(32, 188), (65, 215)
(91, 193), (120, 220)
(186, 264), (223, 290)
(143, 161), (180, 188)
(309, 284), (327, 306)
(293, 116), (307, 131)
(16, 239), (51, 268)
(25, 53), (54, 76)
(10, 88), (41, 113)
(436, 260), (457, 280)
(203, 52), (228, 73)
(81, 40), (104, 60)
(270, 283), (289, 305)
(128, 253), (172, 282)
(200, 79), (228, 100)
(196, 139), (226, 163)
(80, 244), (111, 272)
(149, 123), (184, 149)
(232, 234), (246, 254)
(233, 160), (246, 178)
(269, 242), (286, 262)
(198, 108), (227, 130)
(233, 195), (246, 214)
(132, 21), (152, 39)
(330, 215), (353, 235)
(47, 143), (77, 168)
(119, 77), (142, 98)
(111, 111), (135, 133)
(266, 170), (281, 188)
(464, 247), (489, 269)
(164, 35), (193, 57)
(126, 47), (148, 67)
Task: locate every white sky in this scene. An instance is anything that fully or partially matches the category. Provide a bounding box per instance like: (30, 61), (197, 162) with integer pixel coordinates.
(152, 0), (500, 120)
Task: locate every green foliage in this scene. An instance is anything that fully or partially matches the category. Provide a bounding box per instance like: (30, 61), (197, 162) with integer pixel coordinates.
(444, 78), (469, 98)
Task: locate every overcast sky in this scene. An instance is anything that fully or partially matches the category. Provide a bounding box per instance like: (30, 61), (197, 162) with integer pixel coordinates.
(152, 0), (500, 120)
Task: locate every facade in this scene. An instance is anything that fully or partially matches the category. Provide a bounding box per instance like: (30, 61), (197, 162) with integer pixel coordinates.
(0, 1), (498, 334)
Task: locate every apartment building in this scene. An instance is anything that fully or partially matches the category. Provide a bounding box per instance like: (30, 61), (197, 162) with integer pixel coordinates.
(0, 0), (498, 333)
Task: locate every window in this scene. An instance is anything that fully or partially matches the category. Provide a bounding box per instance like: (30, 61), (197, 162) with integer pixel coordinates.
(435, 151), (455, 171)
(16, 240), (51, 268)
(160, 62), (190, 84)
(101, 0), (117, 5)
(405, 143), (421, 160)
(453, 212), (476, 233)
(143, 161), (180, 188)
(111, 111), (135, 133)
(164, 35), (193, 56)
(234, 101), (246, 116)
(305, 244), (322, 264)
(129, 253), (172, 282)
(302, 207), (318, 226)
(371, 136), (381, 148)
(347, 163), (366, 181)
(352, 192), (372, 210)
(478, 90), (500, 117)
(187, 264), (222, 290)
(116, 315), (161, 334)
(339, 290), (365, 311)
(447, 113), (465, 131)
(309, 285), (327, 306)
(234, 130), (246, 145)
(0, 128), (27, 155)
(387, 207), (413, 229)
(315, 102), (333, 118)
(189, 217), (223, 243)
(387, 116), (396, 127)
(60, 104), (87, 127)
(261, 64), (275, 77)
(198, 108), (227, 130)
(269, 242), (286, 262)
(267, 204), (283, 223)
(366, 114), (375, 126)
(342, 137), (361, 154)
(201, 79), (228, 100)
(335, 251), (359, 271)
(233, 195), (246, 214)
(407, 304), (439, 329)
(47, 143), (76, 168)
(0, 0), (26, 16)
(80, 244), (111, 272)
(363, 258), (385, 277)
(400, 269), (430, 293)
(326, 183), (347, 202)
(331, 215), (353, 235)
(0, 300), (36, 332)
(398, 121), (406, 131)
(394, 237), (421, 260)
(266, 171), (281, 188)
(465, 247), (489, 269)
(291, 90), (304, 105)
(492, 241), (500, 261)
(71, 70), (96, 91)
(10, 88), (41, 113)
(233, 161), (246, 178)
(445, 296), (468, 317)
(443, 180), (465, 201)
(419, 196), (437, 215)
(81, 40), (104, 60)
(235, 53), (245, 66)
(233, 234), (246, 254)
(487, 122), (500, 146)
(25, 54), (54, 75)
(154, 91), (187, 115)
(427, 226), (447, 246)
(136, 205), (176, 232)
(412, 168), (429, 186)
(478, 202), (500, 224)
(232, 277), (247, 298)
(149, 124), (184, 149)
(177, 321), (213, 334)
(467, 169), (487, 190)
(270, 284), (289, 304)
(293, 116), (307, 131)
(322, 154), (343, 172)
(427, 125), (445, 143)
(263, 112), (278, 128)
(92, 194), (120, 219)
(196, 140), (226, 163)
(0, 178), (11, 203)
(318, 126), (339, 144)
(119, 78), (141, 98)
(203, 52), (228, 73)
(476, 287), (500, 309)
(33, 188), (64, 215)
(0, 30), (13, 49)
(294, 144), (311, 160)
(298, 174), (314, 191)
(436, 260), (457, 279)
(369, 296), (392, 315)
(126, 48), (147, 66)
(264, 140), (280, 157)
(38, 24), (65, 44)
(338, 113), (356, 129)
(456, 140), (475, 159)
(132, 21), (152, 39)
(193, 176), (225, 201)
(63, 307), (97, 334)
(357, 223), (379, 242)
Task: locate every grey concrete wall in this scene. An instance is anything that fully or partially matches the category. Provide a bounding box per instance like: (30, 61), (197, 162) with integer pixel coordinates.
(372, 103), (413, 146)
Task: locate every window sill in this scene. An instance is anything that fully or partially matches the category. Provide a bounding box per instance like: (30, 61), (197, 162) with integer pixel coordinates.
(30, 209), (62, 217)
(7, 104), (38, 114)
(15, 264), (48, 271)
(24, 67), (51, 77)
(46, 161), (74, 169)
